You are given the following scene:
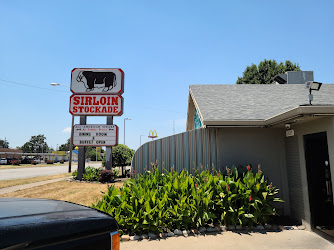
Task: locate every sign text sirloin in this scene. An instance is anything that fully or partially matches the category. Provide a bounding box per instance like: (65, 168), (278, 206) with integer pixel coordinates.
(69, 94), (123, 116)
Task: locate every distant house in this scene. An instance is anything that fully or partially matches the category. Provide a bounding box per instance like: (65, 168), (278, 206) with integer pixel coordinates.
(0, 148), (23, 159)
(132, 71), (334, 236)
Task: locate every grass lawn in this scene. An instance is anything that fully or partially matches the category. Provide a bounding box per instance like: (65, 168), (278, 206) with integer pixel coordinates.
(0, 173), (72, 189)
(0, 180), (124, 207)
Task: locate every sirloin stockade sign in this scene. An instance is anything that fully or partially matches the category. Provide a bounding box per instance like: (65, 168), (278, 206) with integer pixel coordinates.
(69, 94), (123, 116)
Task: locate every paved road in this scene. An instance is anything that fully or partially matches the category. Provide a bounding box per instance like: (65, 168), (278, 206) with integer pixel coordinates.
(0, 162), (102, 180)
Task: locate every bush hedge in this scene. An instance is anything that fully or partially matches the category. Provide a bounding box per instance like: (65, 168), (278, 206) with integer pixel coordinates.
(99, 170), (116, 183)
(12, 160), (20, 166)
(93, 165), (283, 234)
(72, 166), (116, 183)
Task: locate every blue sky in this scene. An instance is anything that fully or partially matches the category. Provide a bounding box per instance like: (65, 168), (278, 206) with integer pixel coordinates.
(1, 0), (333, 151)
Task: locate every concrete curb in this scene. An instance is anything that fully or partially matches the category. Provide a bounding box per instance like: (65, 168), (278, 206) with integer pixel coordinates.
(0, 177), (70, 195)
(120, 224), (310, 242)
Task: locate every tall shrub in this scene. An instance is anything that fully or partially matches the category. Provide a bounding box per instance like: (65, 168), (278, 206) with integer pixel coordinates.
(93, 165), (283, 234)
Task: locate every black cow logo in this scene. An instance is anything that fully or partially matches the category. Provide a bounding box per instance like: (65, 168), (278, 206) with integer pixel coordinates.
(76, 71), (117, 92)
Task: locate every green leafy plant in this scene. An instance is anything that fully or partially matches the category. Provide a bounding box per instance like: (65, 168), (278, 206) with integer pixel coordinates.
(93, 164), (283, 235)
(72, 166), (101, 181)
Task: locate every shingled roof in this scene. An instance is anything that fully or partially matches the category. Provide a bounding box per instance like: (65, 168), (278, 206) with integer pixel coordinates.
(187, 84), (334, 128)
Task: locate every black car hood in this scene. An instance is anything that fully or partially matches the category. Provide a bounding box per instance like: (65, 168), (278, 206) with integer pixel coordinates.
(0, 198), (118, 248)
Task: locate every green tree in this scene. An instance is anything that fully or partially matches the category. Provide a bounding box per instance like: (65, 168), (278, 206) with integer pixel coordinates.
(85, 146), (96, 161)
(0, 139), (9, 148)
(84, 147), (104, 161)
(59, 138), (75, 151)
(102, 144), (134, 177)
(20, 134), (49, 153)
(236, 59), (301, 85)
(113, 145), (134, 166)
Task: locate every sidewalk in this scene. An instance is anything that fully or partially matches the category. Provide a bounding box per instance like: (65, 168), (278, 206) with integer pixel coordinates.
(121, 230), (334, 250)
(0, 177), (70, 195)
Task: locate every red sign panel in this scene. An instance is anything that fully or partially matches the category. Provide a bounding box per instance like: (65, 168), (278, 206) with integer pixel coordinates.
(69, 94), (123, 116)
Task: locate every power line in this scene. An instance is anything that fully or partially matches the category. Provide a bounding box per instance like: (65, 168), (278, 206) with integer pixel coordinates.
(136, 106), (185, 114)
(0, 79), (68, 93)
(0, 78), (185, 113)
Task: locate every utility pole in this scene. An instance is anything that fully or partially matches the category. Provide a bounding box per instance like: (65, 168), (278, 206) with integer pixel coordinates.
(68, 115), (74, 173)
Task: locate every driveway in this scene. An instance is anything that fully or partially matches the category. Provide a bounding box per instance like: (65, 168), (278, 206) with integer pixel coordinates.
(0, 162), (102, 180)
(121, 230), (334, 250)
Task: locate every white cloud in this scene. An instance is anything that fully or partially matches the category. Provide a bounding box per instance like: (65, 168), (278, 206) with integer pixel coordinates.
(62, 127), (71, 133)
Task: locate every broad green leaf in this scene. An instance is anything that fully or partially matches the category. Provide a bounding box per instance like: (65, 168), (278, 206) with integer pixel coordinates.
(262, 192), (267, 200)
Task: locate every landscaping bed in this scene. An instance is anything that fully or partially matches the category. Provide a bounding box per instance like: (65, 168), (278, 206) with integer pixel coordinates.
(72, 166), (118, 183)
(120, 224), (306, 241)
(93, 164), (284, 237)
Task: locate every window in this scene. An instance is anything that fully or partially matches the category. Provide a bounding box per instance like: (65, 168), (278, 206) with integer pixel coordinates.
(194, 108), (202, 129)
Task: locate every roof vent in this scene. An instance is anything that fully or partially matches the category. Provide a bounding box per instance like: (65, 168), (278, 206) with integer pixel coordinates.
(272, 71), (314, 84)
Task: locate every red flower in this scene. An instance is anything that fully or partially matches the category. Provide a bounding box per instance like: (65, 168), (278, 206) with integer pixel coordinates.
(227, 185), (230, 191)
(217, 173), (220, 177)
(196, 184), (198, 187)
(249, 196), (253, 202)
(132, 170), (135, 173)
(247, 165), (251, 171)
